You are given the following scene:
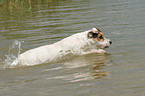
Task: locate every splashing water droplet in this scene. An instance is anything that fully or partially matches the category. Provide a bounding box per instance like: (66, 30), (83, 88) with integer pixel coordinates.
(3, 40), (24, 68)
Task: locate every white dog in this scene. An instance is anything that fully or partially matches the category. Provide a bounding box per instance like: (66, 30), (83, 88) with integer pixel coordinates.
(11, 27), (112, 66)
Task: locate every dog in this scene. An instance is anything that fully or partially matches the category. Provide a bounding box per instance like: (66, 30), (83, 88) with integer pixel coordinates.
(11, 27), (112, 66)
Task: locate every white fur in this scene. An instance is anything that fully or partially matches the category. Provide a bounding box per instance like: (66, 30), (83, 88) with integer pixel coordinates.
(11, 29), (111, 66)
(92, 28), (98, 32)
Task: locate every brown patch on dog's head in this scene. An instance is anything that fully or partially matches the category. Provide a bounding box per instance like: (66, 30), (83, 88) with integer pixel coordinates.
(88, 27), (105, 42)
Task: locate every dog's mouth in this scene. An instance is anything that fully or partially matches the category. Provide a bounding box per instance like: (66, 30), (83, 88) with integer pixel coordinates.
(96, 40), (112, 49)
(104, 46), (110, 48)
(97, 44), (110, 49)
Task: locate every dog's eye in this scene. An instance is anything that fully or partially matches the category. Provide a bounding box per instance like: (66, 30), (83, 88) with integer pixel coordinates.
(92, 33), (98, 38)
(99, 35), (103, 39)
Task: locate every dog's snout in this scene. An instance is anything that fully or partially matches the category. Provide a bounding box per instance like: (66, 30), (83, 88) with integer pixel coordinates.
(109, 41), (112, 45)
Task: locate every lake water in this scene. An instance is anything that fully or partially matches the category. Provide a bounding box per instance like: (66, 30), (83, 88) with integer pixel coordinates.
(0, 0), (145, 96)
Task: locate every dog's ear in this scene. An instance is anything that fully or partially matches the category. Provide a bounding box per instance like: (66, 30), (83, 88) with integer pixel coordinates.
(88, 31), (98, 38)
(95, 27), (101, 32)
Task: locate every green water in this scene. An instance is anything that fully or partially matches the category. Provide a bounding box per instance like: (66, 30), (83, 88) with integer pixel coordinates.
(0, 0), (145, 96)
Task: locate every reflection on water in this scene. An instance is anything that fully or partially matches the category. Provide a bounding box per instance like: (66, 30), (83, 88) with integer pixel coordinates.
(90, 64), (108, 79)
(46, 54), (111, 82)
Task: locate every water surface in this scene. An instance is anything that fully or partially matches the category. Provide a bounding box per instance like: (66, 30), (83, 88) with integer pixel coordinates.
(0, 0), (145, 96)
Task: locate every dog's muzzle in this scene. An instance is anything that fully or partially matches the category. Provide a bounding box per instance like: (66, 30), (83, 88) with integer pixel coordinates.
(96, 39), (112, 49)
(104, 40), (112, 48)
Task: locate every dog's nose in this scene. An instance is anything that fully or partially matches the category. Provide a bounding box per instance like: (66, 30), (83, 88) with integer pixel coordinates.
(109, 41), (112, 45)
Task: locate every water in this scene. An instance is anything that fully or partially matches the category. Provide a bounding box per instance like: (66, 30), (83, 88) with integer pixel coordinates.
(3, 40), (23, 68)
(0, 0), (145, 95)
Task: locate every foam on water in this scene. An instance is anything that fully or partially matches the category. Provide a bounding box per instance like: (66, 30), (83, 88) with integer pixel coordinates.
(3, 40), (23, 68)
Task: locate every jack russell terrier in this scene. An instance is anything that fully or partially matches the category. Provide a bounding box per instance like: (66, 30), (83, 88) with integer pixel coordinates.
(11, 27), (112, 66)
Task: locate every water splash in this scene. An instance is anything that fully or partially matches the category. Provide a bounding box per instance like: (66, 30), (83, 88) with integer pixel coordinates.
(3, 40), (23, 68)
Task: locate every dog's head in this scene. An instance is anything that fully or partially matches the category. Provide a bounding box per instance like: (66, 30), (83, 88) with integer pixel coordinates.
(88, 27), (112, 49)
